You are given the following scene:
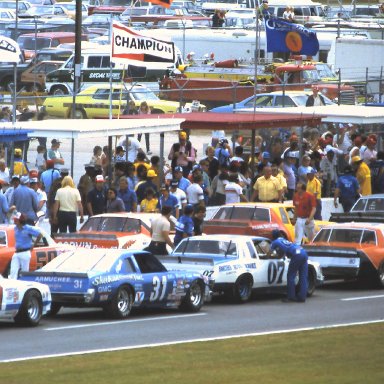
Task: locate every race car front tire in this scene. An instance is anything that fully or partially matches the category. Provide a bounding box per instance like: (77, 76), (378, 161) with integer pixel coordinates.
(232, 275), (253, 303)
(14, 289), (43, 327)
(377, 261), (384, 288)
(180, 280), (204, 312)
(106, 285), (133, 319)
(306, 267), (316, 297)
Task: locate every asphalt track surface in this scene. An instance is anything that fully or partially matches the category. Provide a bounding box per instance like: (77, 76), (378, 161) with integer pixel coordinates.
(1, 281), (384, 363)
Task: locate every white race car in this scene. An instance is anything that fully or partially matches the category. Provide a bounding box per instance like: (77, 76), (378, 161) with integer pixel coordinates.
(159, 235), (324, 302)
(0, 276), (51, 326)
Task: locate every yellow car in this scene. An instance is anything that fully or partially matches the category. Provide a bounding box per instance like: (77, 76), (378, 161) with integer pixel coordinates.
(41, 84), (205, 119)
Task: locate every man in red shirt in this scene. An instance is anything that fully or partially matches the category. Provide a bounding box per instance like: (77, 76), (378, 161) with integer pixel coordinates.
(293, 181), (317, 244)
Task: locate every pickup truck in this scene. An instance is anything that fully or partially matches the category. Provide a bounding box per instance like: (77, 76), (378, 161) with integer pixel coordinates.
(158, 234), (323, 302)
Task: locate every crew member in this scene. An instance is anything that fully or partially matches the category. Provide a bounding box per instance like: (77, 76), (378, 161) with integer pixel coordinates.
(270, 229), (308, 303)
(9, 212), (42, 279)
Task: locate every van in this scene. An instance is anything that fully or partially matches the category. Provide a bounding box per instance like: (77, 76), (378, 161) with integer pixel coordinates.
(17, 32), (77, 61)
(45, 46), (184, 95)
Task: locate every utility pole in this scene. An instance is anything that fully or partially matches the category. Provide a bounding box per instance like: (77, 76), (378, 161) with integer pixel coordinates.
(71, 0), (82, 119)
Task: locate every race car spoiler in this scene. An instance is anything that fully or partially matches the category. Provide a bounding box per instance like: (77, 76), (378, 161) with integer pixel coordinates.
(156, 255), (214, 266)
(303, 245), (359, 258)
(330, 211), (383, 223)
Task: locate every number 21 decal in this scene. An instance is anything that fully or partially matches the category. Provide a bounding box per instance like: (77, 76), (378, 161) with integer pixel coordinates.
(150, 275), (167, 301)
(268, 261), (285, 284)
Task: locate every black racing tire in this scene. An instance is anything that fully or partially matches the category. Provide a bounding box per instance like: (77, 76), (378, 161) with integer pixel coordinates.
(47, 302), (62, 317)
(14, 289), (42, 327)
(232, 275), (253, 303)
(70, 108), (87, 119)
(51, 85), (68, 96)
(307, 267), (316, 297)
(106, 285), (133, 319)
(376, 262), (384, 288)
(180, 280), (204, 312)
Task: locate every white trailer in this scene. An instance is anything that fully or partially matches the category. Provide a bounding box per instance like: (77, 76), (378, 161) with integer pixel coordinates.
(327, 37), (384, 97)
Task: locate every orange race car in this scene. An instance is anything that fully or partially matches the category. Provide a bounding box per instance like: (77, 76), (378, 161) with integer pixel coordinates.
(53, 213), (157, 250)
(304, 223), (384, 287)
(0, 225), (73, 277)
(204, 203), (327, 242)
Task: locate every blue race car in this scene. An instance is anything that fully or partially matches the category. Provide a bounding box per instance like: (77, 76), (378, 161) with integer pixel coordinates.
(19, 248), (210, 319)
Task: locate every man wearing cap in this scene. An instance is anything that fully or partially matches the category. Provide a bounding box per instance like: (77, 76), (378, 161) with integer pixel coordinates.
(158, 184), (179, 218)
(173, 166), (191, 193)
(334, 165), (360, 212)
(117, 176), (137, 212)
(252, 166), (283, 203)
(29, 178), (47, 217)
(174, 205), (194, 246)
(257, 151), (272, 175)
(259, 0), (272, 19)
(135, 169), (158, 204)
(283, 152), (297, 200)
(10, 175), (38, 225)
(215, 138), (232, 168)
(87, 175), (107, 216)
(40, 159), (60, 195)
(11, 148), (29, 177)
(320, 146), (339, 197)
(362, 134), (377, 165)
(168, 131), (196, 177)
(170, 179), (187, 212)
(305, 168), (322, 220)
(47, 139), (64, 170)
(9, 212), (42, 279)
(352, 155), (371, 196)
(306, 85), (325, 107)
(4, 175), (20, 206)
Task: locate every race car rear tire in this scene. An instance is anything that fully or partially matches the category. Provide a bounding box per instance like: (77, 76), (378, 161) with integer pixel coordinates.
(233, 275), (253, 303)
(307, 267), (316, 297)
(51, 86), (68, 96)
(106, 285), (133, 319)
(180, 280), (204, 312)
(70, 108), (87, 119)
(376, 262), (384, 288)
(14, 289), (42, 327)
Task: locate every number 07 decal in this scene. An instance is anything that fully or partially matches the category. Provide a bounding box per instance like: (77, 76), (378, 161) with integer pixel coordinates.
(268, 261), (285, 284)
(150, 275), (168, 301)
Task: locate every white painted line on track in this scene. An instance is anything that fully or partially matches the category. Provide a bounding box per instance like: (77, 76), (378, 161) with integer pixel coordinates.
(1, 319), (384, 364)
(341, 294), (384, 301)
(45, 313), (206, 331)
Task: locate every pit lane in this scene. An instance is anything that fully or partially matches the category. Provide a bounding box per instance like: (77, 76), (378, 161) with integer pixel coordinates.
(1, 281), (384, 363)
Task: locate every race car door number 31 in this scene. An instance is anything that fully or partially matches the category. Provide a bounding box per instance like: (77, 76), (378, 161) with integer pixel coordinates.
(150, 275), (167, 302)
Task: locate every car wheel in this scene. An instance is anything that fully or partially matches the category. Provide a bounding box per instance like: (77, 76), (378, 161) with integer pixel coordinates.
(233, 275), (253, 303)
(51, 86), (68, 96)
(47, 303), (62, 317)
(106, 286), (133, 319)
(306, 267), (316, 297)
(71, 108), (87, 119)
(376, 262), (384, 288)
(180, 280), (204, 312)
(14, 289), (42, 327)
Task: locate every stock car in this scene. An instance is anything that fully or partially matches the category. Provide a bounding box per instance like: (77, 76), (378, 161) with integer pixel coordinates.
(159, 235), (323, 302)
(0, 225), (74, 277)
(0, 275), (51, 326)
(304, 223), (384, 286)
(20, 248), (210, 318)
(330, 194), (384, 223)
(204, 203), (328, 243)
(53, 213), (157, 250)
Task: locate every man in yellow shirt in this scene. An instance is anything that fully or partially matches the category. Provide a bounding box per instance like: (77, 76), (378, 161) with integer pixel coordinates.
(306, 168), (323, 220)
(271, 162), (287, 199)
(352, 156), (372, 196)
(251, 166), (283, 202)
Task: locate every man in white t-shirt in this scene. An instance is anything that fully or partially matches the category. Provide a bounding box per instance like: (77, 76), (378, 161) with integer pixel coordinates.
(170, 179), (187, 211)
(186, 174), (205, 207)
(225, 174), (248, 204)
(118, 135), (144, 162)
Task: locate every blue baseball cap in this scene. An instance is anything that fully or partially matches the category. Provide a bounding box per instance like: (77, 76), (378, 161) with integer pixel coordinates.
(174, 166), (183, 172)
(306, 167), (317, 174)
(262, 151), (271, 159)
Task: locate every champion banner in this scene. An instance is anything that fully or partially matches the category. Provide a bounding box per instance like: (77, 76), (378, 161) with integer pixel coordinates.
(265, 17), (319, 56)
(111, 23), (175, 63)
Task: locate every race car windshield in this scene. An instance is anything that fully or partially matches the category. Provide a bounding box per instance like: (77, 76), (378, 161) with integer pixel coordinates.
(81, 217), (141, 233)
(174, 240), (237, 257)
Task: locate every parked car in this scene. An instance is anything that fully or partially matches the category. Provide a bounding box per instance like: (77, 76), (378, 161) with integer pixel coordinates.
(203, 203), (328, 243)
(20, 248), (210, 318)
(0, 8), (16, 20)
(0, 275), (51, 326)
(209, 90), (334, 113)
(0, 225), (73, 277)
(304, 223), (384, 286)
(159, 235), (323, 302)
(0, 0), (31, 14)
(330, 194), (384, 223)
(55, 2), (89, 20)
(24, 4), (70, 18)
(41, 83), (205, 119)
(53, 213), (154, 250)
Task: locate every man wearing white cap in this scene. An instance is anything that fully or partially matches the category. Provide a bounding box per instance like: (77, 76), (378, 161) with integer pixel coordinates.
(86, 174), (106, 216)
(47, 139), (64, 170)
(9, 212), (42, 279)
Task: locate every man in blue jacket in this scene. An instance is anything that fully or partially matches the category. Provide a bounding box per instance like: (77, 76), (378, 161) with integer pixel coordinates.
(270, 229), (308, 303)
